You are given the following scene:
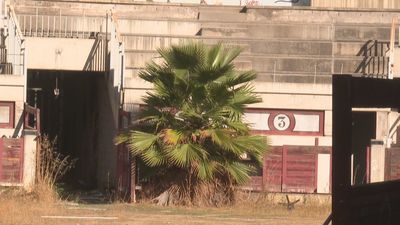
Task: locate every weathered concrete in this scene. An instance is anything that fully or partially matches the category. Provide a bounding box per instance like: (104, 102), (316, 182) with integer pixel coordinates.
(312, 0), (400, 9)
(0, 75), (25, 137)
(25, 38), (100, 71)
(370, 144), (385, 183)
(9, 0), (400, 192)
(22, 130), (37, 191)
(317, 153), (331, 193)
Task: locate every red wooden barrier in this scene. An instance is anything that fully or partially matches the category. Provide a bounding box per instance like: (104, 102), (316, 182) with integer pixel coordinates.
(259, 145), (331, 193)
(116, 110), (135, 202)
(0, 138), (24, 184)
(117, 143), (131, 199)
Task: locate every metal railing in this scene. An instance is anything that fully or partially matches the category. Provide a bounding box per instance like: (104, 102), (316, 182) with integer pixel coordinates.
(108, 10), (125, 92)
(17, 13), (106, 39)
(24, 103), (40, 131)
(4, 5), (26, 76)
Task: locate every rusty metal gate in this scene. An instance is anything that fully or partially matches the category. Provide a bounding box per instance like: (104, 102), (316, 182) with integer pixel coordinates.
(0, 138), (24, 184)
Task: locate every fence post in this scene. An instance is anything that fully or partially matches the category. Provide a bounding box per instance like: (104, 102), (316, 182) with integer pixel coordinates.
(22, 130), (38, 191)
(282, 146), (287, 192)
(314, 151), (319, 192)
(366, 146), (371, 183)
(0, 139), (3, 182)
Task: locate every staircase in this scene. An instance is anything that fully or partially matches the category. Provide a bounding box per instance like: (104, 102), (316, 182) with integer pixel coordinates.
(0, 3), (25, 76)
(9, 1), (399, 101)
(0, 28), (13, 74)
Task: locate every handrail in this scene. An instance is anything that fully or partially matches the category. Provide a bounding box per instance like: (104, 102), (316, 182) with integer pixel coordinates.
(4, 3), (25, 76)
(24, 104), (40, 132)
(322, 213), (332, 225)
(8, 6), (24, 43)
(18, 13), (106, 39)
(110, 12), (123, 44)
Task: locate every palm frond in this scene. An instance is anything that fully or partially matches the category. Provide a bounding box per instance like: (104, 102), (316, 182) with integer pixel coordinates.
(167, 143), (208, 167)
(196, 159), (218, 180)
(120, 42), (269, 188)
(141, 145), (167, 167)
(222, 161), (252, 184)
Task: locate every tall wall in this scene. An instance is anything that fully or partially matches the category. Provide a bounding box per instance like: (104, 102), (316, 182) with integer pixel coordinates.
(10, 1), (400, 148)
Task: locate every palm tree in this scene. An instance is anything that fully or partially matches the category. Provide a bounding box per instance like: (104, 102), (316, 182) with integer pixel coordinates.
(116, 42), (268, 205)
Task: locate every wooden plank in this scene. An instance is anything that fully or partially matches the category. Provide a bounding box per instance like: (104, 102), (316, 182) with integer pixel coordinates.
(0, 138), (3, 181)
(282, 146), (287, 192)
(0, 138), (24, 183)
(263, 146), (282, 192)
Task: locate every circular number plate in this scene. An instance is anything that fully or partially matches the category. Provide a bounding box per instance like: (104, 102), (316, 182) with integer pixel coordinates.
(273, 114), (290, 131)
(268, 112), (295, 132)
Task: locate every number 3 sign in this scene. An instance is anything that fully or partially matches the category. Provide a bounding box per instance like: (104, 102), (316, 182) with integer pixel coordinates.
(268, 112), (295, 132)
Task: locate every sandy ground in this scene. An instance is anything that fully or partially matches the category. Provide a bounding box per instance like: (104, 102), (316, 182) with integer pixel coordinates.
(0, 199), (330, 225)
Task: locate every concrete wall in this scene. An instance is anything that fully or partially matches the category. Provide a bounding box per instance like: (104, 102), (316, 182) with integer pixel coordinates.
(0, 75), (25, 137)
(14, 1), (398, 149)
(25, 38), (100, 71)
(11, 0), (400, 192)
(312, 0), (400, 9)
(0, 75), (38, 190)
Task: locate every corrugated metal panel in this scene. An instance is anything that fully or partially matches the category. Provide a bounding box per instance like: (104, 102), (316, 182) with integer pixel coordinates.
(0, 138), (24, 184)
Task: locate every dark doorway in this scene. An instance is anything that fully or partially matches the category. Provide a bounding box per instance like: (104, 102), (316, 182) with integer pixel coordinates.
(351, 111), (376, 185)
(27, 69), (103, 190)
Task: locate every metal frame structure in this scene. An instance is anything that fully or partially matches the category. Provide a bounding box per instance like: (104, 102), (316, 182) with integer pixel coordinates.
(332, 74), (400, 225)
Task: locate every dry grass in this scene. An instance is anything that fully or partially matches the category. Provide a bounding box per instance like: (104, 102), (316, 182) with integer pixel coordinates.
(29, 136), (77, 203)
(0, 188), (63, 225)
(0, 136), (329, 224)
(0, 188), (330, 225)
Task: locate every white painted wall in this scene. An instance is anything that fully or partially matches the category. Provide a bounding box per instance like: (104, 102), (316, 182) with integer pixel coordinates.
(22, 131), (37, 191)
(370, 144), (386, 183)
(317, 153), (330, 193)
(25, 37), (97, 71)
(0, 75), (25, 137)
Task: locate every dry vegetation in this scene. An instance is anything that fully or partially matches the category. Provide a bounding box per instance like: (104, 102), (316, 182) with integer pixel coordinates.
(0, 188), (330, 225)
(0, 137), (330, 224)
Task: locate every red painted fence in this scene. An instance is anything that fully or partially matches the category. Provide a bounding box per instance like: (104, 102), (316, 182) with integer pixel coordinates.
(385, 147), (400, 181)
(0, 138), (24, 184)
(248, 145), (331, 193)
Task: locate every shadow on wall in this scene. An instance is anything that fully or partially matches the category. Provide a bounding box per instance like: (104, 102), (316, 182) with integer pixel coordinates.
(355, 40), (390, 78)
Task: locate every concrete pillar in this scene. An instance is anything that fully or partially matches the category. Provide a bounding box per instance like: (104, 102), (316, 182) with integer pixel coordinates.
(22, 130), (37, 191)
(317, 153), (331, 193)
(370, 143), (385, 183)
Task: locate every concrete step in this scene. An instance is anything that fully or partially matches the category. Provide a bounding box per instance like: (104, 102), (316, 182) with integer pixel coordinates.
(118, 19), (199, 36)
(123, 71), (332, 86)
(124, 59), (253, 77)
(198, 9), (246, 22)
(121, 34), (336, 57)
(123, 48), (343, 72)
(246, 57), (332, 74)
(202, 22), (332, 40)
(334, 25), (391, 42)
(16, 13), (200, 37)
(124, 56), (337, 80)
(199, 27), (248, 38)
(13, 1), (200, 20)
(255, 73), (332, 84)
(245, 7), (399, 24)
(333, 57), (388, 75)
(334, 41), (390, 57)
(121, 35), (253, 52)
